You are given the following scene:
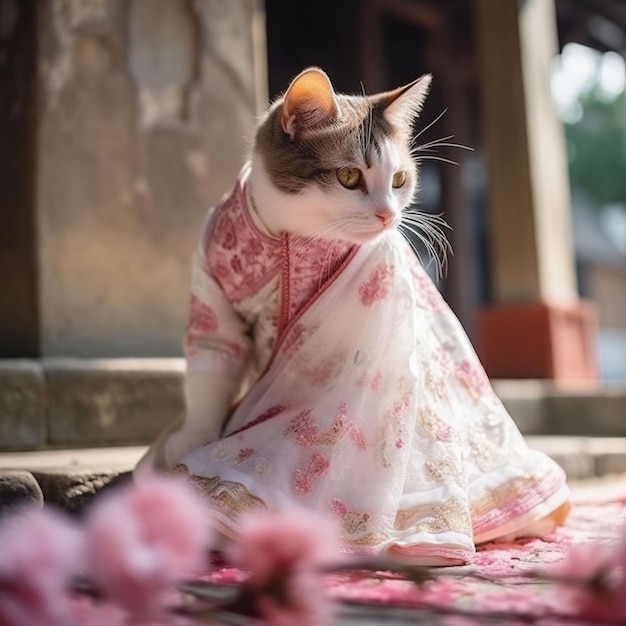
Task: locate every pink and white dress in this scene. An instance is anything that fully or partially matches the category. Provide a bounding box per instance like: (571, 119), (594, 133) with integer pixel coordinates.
(176, 167), (568, 562)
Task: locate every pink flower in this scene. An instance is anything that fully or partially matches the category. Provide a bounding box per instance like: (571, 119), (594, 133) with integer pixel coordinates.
(0, 507), (82, 626)
(554, 543), (613, 580)
(554, 541), (626, 621)
(231, 510), (341, 625)
(84, 477), (210, 621)
(233, 509), (340, 584)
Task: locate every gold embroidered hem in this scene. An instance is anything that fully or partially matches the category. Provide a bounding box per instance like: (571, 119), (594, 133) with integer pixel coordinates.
(171, 465), (269, 521)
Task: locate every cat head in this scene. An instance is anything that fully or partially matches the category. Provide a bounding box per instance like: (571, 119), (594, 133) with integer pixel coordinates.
(250, 67), (432, 244)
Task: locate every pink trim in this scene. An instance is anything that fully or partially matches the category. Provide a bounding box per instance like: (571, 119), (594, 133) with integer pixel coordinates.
(472, 472), (567, 537)
(386, 545), (472, 562)
(205, 177), (281, 303)
(228, 404), (287, 438)
(220, 243), (359, 436)
(267, 244), (360, 372)
(278, 233), (291, 335)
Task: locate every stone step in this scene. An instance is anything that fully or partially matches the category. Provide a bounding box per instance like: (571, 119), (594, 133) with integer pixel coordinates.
(3, 437), (626, 481)
(1, 359), (626, 452)
(1, 437), (626, 515)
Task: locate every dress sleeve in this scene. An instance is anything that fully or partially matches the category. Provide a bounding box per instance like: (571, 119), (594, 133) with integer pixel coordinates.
(184, 215), (252, 380)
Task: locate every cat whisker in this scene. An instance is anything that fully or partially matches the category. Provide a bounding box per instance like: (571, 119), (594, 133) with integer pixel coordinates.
(403, 210), (451, 229)
(403, 215), (453, 253)
(416, 141), (474, 152)
(410, 113), (474, 164)
(398, 223), (442, 277)
(411, 134), (455, 150)
(400, 212), (453, 280)
(413, 108), (448, 141)
(405, 224), (443, 269)
(398, 226), (426, 268)
(400, 222), (448, 280)
(319, 237), (341, 288)
(415, 155), (459, 166)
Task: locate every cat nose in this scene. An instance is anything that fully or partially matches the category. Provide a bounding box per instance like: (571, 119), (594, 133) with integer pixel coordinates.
(376, 209), (395, 226)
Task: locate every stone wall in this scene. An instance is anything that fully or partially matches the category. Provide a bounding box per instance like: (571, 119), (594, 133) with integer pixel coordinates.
(0, 0), (267, 357)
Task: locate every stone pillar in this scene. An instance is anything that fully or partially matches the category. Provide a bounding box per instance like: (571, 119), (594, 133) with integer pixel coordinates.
(475, 0), (597, 385)
(0, 0), (267, 358)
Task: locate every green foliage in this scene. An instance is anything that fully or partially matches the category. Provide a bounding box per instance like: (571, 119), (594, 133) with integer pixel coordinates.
(565, 90), (626, 208)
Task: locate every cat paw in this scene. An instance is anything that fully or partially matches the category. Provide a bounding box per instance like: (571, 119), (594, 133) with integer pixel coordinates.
(134, 440), (169, 483)
(163, 428), (211, 467)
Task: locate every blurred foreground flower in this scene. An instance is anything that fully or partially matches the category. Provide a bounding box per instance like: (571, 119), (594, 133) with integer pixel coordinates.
(227, 509), (342, 626)
(554, 536), (626, 622)
(3, 476), (626, 626)
(0, 508), (81, 626)
(84, 477), (210, 622)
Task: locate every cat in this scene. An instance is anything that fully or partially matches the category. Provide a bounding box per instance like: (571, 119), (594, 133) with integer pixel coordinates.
(136, 68), (569, 566)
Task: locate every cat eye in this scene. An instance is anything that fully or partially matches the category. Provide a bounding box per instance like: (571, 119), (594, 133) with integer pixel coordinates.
(392, 171), (407, 188)
(337, 167), (362, 189)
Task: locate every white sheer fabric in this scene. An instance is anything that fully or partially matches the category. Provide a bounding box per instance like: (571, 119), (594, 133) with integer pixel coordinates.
(177, 169), (568, 562)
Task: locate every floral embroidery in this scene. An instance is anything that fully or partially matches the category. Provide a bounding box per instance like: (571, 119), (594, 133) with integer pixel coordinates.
(230, 255), (243, 273)
(359, 264), (394, 306)
(218, 217), (237, 250)
(432, 346), (454, 373)
(467, 417), (509, 472)
(170, 465), (268, 520)
(418, 407), (454, 442)
(284, 403), (367, 451)
(456, 360), (489, 400)
(412, 266), (447, 312)
(207, 192), (281, 302)
(349, 425), (367, 451)
(187, 294), (218, 335)
(374, 390), (413, 467)
(235, 448), (255, 463)
(425, 367), (448, 400)
(309, 452), (330, 475)
(356, 369), (384, 392)
(242, 237), (265, 264)
(329, 498), (372, 535)
(329, 498), (348, 517)
(283, 409), (317, 447)
(395, 497), (472, 535)
(302, 356), (342, 387)
(292, 453), (330, 495)
(425, 457), (462, 483)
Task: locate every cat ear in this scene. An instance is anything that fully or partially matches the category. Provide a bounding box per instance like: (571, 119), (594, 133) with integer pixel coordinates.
(380, 74), (432, 126)
(281, 68), (338, 139)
